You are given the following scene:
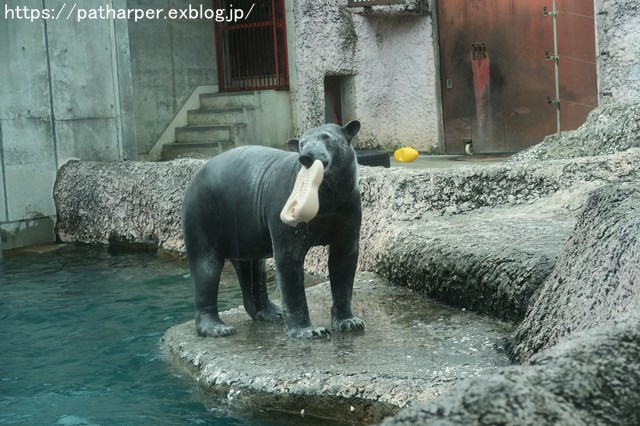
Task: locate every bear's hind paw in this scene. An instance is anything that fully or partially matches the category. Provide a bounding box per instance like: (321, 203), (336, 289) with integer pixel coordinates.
(255, 302), (284, 323)
(196, 313), (236, 337)
(288, 326), (331, 339)
(333, 317), (366, 332)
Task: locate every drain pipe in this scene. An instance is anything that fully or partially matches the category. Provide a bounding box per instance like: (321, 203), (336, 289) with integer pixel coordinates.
(545, 0), (561, 133)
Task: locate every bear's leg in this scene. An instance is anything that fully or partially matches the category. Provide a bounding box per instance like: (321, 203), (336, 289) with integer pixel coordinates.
(190, 252), (236, 337)
(329, 241), (366, 332)
(231, 259), (283, 322)
(274, 253), (330, 339)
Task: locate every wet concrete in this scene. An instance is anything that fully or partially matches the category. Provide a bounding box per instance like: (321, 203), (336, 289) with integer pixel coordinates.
(162, 272), (513, 424)
(390, 154), (508, 170)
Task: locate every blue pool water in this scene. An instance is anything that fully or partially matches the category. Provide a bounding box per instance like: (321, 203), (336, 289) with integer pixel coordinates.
(0, 244), (329, 426)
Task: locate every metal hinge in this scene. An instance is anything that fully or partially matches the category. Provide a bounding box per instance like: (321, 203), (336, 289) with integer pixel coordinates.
(546, 96), (560, 105)
(545, 50), (559, 62)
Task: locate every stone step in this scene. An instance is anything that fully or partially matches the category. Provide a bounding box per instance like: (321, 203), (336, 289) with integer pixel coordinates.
(175, 125), (235, 144)
(162, 141), (234, 161)
(187, 107), (246, 126)
(199, 91), (257, 109)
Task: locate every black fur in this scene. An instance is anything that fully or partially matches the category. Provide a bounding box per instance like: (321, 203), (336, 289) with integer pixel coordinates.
(182, 121), (365, 339)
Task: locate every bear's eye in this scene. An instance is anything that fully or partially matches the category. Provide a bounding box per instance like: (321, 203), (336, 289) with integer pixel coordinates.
(321, 134), (331, 140)
(299, 142), (305, 150)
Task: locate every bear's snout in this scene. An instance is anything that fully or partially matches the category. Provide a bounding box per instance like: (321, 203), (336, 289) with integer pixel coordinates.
(299, 154), (329, 169)
(298, 141), (330, 169)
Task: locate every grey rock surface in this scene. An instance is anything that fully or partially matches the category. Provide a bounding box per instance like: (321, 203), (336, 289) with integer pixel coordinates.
(162, 272), (513, 424)
(367, 204), (574, 322)
(595, 1), (640, 104)
(508, 103), (640, 162)
(344, 149), (638, 321)
(507, 184), (640, 362)
(379, 183), (640, 426)
(54, 158), (204, 253)
(54, 149), (640, 322)
(381, 311), (640, 426)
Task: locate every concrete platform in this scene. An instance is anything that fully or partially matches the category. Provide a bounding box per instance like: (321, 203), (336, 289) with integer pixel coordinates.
(390, 154), (508, 170)
(162, 272), (513, 424)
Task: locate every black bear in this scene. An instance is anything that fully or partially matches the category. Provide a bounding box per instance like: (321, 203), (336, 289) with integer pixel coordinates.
(181, 121), (365, 339)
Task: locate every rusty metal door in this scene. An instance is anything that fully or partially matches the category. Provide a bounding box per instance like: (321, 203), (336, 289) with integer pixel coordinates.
(437, 0), (597, 154)
(214, 0), (289, 92)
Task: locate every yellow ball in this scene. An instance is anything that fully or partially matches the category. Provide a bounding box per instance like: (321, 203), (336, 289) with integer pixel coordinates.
(393, 147), (419, 162)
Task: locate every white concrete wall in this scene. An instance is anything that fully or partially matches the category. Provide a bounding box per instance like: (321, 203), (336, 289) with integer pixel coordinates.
(289, 0), (439, 152)
(353, 13), (438, 151)
(0, 0), (134, 250)
(127, 0), (217, 155)
(244, 90), (294, 149)
(594, 0), (640, 104)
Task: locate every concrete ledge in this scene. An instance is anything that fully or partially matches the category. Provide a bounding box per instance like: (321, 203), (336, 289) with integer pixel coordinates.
(305, 149), (640, 321)
(380, 184), (640, 425)
(54, 149), (640, 322)
(381, 311), (640, 426)
(54, 158), (205, 252)
(369, 205), (574, 321)
(162, 272), (513, 424)
(0, 216), (56, 251)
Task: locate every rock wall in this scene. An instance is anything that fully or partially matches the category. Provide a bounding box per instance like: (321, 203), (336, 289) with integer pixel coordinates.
(507, 184), (640, 362)
(595, 0), (640, 104)
(375, 103), (640, 425)
(379, 184), (640, 425)
(508, 102), (640, 162)
(54, 159), (203, 252)
(54, 147), (640, 323)
(304, 148), (640, 321)
(381, 310), (640, 426)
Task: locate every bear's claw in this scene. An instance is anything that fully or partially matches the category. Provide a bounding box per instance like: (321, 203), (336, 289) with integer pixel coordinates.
(196, 312), (236, 337)
(288, 326), (331, 339)
(333, 317), (366, 332)
(255, 302), (284, 323)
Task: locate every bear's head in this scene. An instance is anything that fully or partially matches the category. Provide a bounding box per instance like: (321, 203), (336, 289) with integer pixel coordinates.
(288, 121), (361, 172)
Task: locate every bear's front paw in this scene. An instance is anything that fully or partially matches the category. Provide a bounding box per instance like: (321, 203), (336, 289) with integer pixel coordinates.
(288, 326), (331, 339)
(333, 317), (366, 332)
(196, 312), (236, 337)
(255, 302), (284, 323)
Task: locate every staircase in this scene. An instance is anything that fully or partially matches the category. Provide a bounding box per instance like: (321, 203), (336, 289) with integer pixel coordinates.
(162, 92), (256, 160)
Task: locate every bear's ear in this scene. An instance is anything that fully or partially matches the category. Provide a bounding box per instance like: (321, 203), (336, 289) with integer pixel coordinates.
(342, 120), (361, 141)
(288, 138), (301, 152)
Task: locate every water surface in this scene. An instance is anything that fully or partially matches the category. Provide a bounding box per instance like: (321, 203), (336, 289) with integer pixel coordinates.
(0, 244), (329, 426)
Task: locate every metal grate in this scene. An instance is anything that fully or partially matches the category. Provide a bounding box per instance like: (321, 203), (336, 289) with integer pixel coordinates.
(214, 0), (289, 92)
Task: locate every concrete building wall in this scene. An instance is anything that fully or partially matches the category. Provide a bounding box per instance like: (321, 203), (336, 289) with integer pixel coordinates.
(0, 0), (218, 251)
(594, 0), (640, 104)
(353, 13), (438, 151)
(288, 0), (640, 152)
(0, 0), (134, 251)
(290, 0), (439, 152)
(128, 0), (217, 155)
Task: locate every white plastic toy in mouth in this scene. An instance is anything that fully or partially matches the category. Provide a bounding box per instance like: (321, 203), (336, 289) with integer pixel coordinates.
(280, 159), (324, 226)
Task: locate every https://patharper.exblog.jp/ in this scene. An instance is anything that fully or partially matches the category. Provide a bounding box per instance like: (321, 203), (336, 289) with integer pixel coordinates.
(3, 2), (255, 23)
